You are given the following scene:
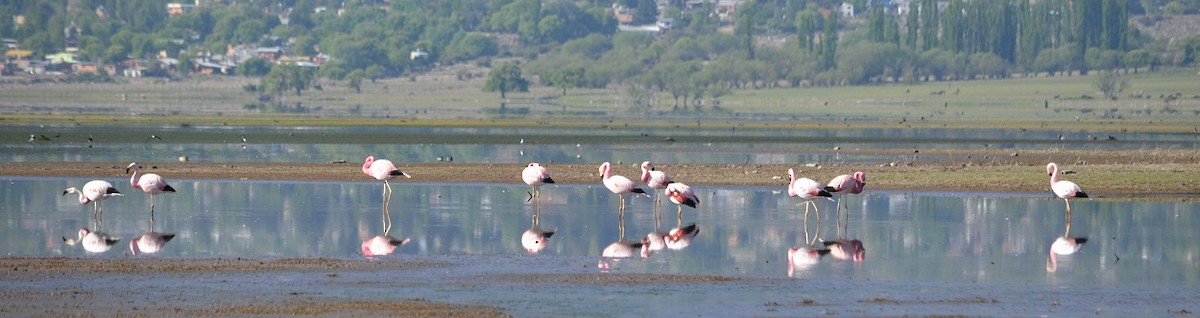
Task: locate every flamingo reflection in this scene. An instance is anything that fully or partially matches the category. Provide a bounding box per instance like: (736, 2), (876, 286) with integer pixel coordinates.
(787, 245), (830, 277)
(362, 235), (411, 257)
(1047, 208), (1087, 272)
(130, 231), (176, 255)
(521, 200), (555, 254)
(63, 228), (119, 253)
(822, 239), (866, 262)
(664, 224), (699, 251)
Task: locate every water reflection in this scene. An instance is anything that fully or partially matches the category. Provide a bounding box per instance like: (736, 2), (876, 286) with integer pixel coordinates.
(1047, 209), (1087, 272)
(63, 227), (119, 254)
(787, 246), (830, 277)
(521, 202), (554, 254)
(362, 235), (411, 257)
(3, 178), (1200, 288)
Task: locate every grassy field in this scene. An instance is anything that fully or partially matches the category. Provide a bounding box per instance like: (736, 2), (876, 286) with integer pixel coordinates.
(1, 67), (1197, 125)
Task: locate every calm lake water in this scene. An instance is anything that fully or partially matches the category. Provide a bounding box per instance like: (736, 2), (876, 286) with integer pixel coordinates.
(4, 177), (1197, 289)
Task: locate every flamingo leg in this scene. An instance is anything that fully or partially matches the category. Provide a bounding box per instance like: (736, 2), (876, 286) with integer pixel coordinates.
(676, 204), (683, 228)
(803, 201), (811, 244)
(1064, 202), (1072, 236)
(382, 180), (393, 235)
(618, 202), (626, 240)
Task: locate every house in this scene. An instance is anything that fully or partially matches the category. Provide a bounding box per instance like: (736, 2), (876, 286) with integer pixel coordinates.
(166, 3), (195, 15)
(716, 0), (742, 22)
(255, 47), (283, 60)
(840, 2), (855, 18)
(410, 48), (428, 60)
(73, 62), (100, 74)
(194, 60), (233, 75)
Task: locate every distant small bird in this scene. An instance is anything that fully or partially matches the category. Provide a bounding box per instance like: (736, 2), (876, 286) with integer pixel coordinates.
(127, 162), (176, 213)
(599, 162), (647, 211)
(1046, 162), (1087, 214)
(522, 162), (555, 201)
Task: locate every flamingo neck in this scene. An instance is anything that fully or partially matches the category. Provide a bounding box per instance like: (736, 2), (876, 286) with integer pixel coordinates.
(362, 158), (374, 174)
(78, 192), (91, 205)
(1048, 165), (1060, 184)
(130, 169), (142, 189)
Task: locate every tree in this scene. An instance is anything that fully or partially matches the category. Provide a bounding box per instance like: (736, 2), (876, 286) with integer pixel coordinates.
(262, 63), (316, 96)
(1095, 72), (1128, 100)
(347, 70), (364, 94)
(239, 57), (272, 76)
(543, 66), (585, 95)
(483, 63), (528, 98)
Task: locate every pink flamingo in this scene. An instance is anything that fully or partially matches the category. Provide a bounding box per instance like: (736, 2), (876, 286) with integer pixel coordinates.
(1046, 162), (1088, 214)
(63, 180), (122, 224)
(363, 156), (411, 234)
(599, 162), (647, 212)
(129, 231), (175, 255)
(787, 246), (830, 277)
(522, 162), (555, 201)
(640, 161), (674, 207)
(126, 162), (175, 214)
(63, 228), (119, 253)
(665, 182), (699, 224)
(788, 168), (833, 219)
(362, 235), (411, 257)
(826, 171), (866, 233)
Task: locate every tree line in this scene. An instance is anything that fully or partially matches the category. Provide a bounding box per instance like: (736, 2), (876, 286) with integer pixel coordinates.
(3, 0), (1200, 107)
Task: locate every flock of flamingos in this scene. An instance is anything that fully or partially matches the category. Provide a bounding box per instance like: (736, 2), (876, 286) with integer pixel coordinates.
(59, 156), (1090, 272)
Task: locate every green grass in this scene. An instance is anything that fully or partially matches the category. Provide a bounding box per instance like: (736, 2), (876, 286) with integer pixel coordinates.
(2, 68), (1197, 127)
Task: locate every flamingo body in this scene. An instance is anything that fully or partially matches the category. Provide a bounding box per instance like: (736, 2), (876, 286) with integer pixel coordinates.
(522, 163), (555, 187)
(600, 162), (646, 196)
(1046, 163), (1088, 213)
(665, 182), (699, 209)
(640, 161), (673, 190)
(127, 163), (175, 195)
(788, 169), (832, 200)
(64, 180), (122, 205)
(363, 156), (411, 181)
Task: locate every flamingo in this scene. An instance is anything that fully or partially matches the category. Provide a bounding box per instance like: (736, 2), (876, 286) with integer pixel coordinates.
(599, 162), (647, 212)
(522, 162), (555, 201)
(665, 182), (699, 225)
(640, 161), (673, 207)
(825, 171), (866, 233)
(362, 235), (411, 257)
(126, 162), (176, 214)
(63, 180), (122, 223)
(363, 156), (411, 235)
(787, 246), (830, 277)
(129, 231), (176, 255)
(63, 228), (119, 253)
(1046, 162), (1088, 214)
(787, 168), (833, 219)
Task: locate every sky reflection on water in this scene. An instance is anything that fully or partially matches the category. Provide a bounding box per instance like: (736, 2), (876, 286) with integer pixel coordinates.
(2, 177), (1197, 289)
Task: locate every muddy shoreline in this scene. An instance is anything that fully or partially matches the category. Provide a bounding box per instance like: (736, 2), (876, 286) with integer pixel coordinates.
(3, 159), (1197, 196)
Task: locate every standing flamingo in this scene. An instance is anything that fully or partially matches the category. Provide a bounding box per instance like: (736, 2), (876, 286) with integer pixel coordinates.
(665, 182), (699, 225)
(825, 171), (866, 233)
(522, 162), (555, 201)
(787, 168), (833, 219)
(599, 162), (647, 212)
(640, 161), (673, 207)
(63, 180), (122, 225)
(363, 156), (411, 235)
(127, 162), (175, 214)
(1046, 162), (1087, 214)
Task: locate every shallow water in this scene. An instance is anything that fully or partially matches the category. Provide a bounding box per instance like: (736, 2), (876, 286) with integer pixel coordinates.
(3, 177), (1198, 315)
(4, 123), (1196, 164)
